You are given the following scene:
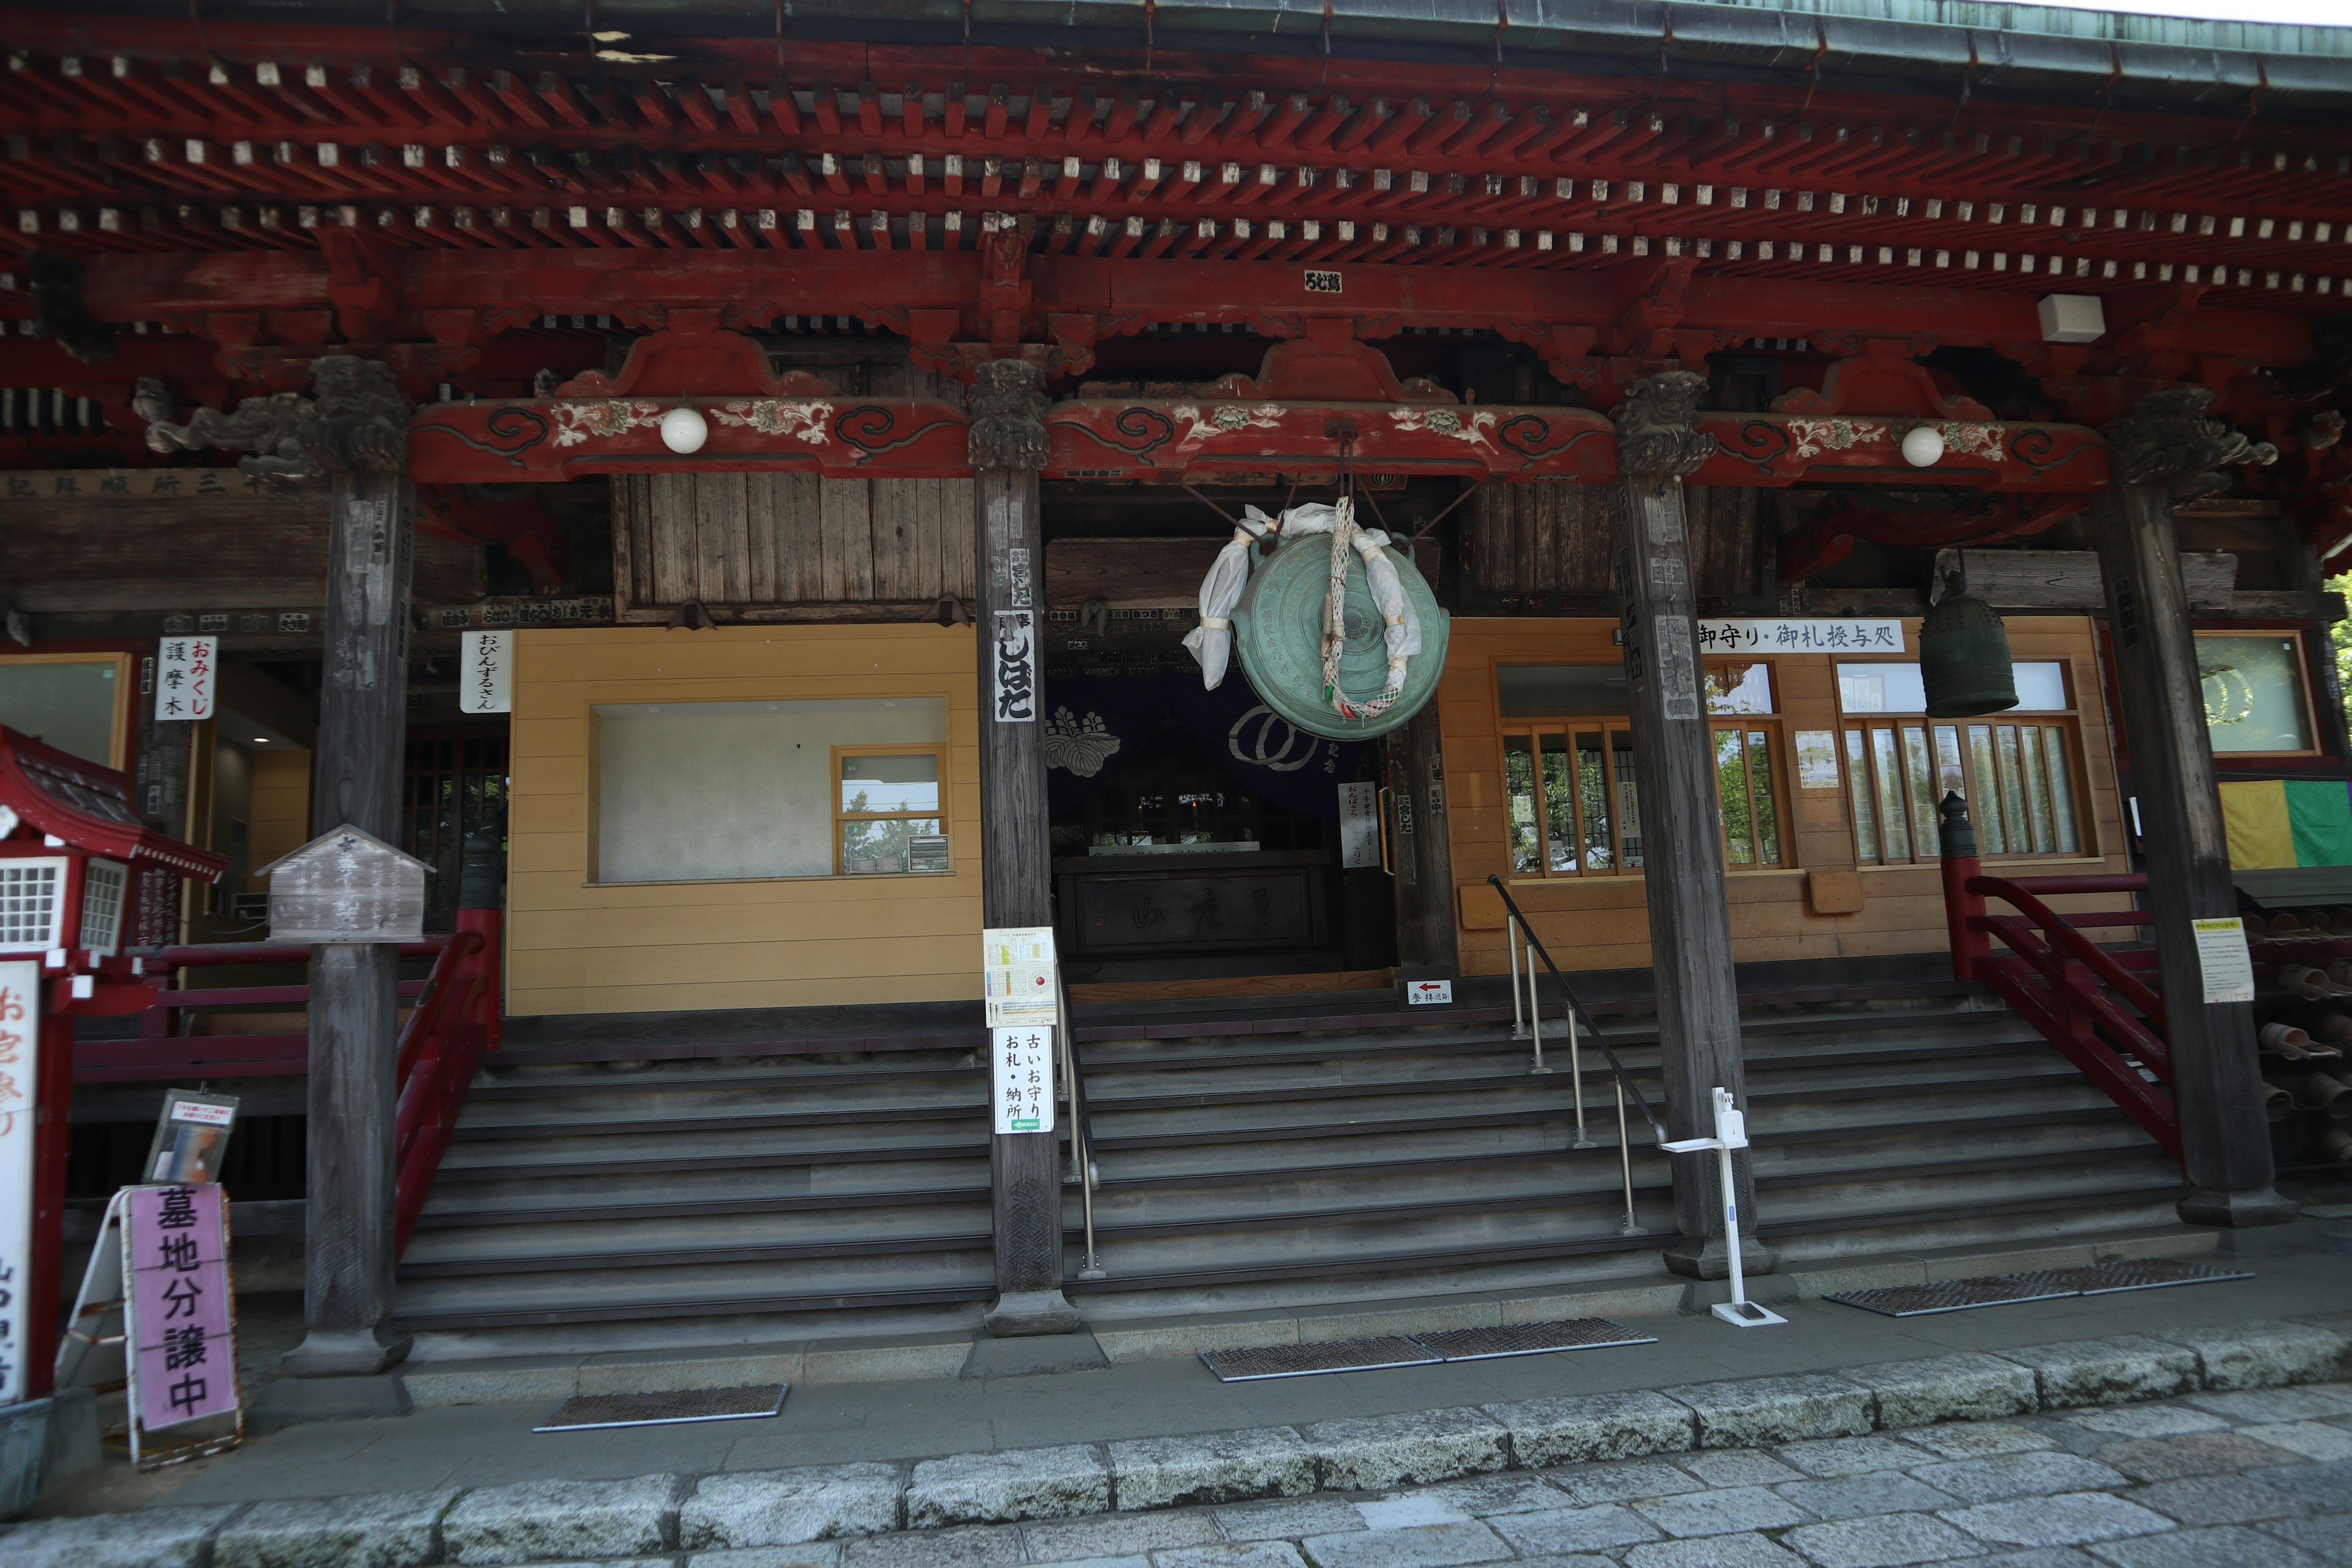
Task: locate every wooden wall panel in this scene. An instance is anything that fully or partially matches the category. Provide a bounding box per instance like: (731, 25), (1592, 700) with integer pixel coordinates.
(1435, 615), (2133, 979)
(505, 622), (983, 1017)
(1687, 485), (1762, 599)
(614, 473), (972, 619)
(0, 469), (483, 610)
(1466, 486), (1613, 594)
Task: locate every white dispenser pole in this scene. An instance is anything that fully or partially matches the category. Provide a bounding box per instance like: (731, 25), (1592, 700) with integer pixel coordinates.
(1662, 1086), (1785, 1328)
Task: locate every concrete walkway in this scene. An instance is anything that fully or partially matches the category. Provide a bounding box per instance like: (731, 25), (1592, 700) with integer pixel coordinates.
(6, 1226), (2344, 1542)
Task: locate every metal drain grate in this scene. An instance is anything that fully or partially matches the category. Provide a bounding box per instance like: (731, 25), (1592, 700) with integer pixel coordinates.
(1200, 1336), (1440, 1382)
(1200, 1317), (1656, 1381)
(1826, 1259), (2252, 1319)
(1411, 1317), (1658, 1362)
(2038, 1259), (2255, 1295)
(533, 1383), (789, 1433)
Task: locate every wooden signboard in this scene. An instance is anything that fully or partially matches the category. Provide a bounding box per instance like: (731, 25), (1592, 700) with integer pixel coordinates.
(256, 827), (430, 945)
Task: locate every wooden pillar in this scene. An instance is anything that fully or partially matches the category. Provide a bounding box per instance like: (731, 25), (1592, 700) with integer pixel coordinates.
(287, 446), (418, 1374)
(1612, 372), (1773, 1279)
(1388, 703), (1459, 973)
(970, 358), (1082, 1336)
(2092, 390), (2296, 1228)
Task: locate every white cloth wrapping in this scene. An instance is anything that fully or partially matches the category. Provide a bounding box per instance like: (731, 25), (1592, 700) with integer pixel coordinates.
(1183, 499), (1422, 716)
(1182, 505), (1275, 689)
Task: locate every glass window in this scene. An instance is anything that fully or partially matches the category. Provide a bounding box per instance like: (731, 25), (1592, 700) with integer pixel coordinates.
(1504, 736), (1543, 873)
(1835, 661), (2068, 715)
(0, 656), (126, 767)
(1498, 663), (1628, 717)
(594, 696), (947, 883)
(2195, 634), (2315, 753)
(1705, 663), (1775, 714)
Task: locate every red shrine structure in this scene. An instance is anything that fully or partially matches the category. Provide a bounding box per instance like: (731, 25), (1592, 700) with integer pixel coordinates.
(2, 0), (2350, 1389)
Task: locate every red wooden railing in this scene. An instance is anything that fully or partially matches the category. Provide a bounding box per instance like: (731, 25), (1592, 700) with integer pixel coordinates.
(1937, 793), (2181, 1157)
(75, 905), (502, 1254)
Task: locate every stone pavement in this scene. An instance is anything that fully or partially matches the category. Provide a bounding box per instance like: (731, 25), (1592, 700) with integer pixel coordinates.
(7, 1308), (2351, 1568)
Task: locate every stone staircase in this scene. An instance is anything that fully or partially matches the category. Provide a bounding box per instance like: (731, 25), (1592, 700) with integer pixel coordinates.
(392, 982), (2185, 1360)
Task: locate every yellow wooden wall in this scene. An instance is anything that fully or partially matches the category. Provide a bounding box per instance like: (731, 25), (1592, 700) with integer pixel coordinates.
(1440, 616), (2132, 976)
(508, 623), (981, 1016)
(246, 748), (312, 893)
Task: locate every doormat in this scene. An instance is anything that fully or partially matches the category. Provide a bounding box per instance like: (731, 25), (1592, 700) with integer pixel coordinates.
(1199, 1317), (1655, 1382)
(533, 1383), (789, 1433)
(1825, 1259), (2252, 1319)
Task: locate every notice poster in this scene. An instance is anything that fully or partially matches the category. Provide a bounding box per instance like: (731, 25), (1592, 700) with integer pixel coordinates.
(154, 635), (217, 722)
(0, 962), (37, 1403)
(1793, 731), (1841, 790)
(1337, 782), (1381, 869)
(2192, 917), (2255, 1004)
(459, 631), (513, 714)
(992, 1025), (1056, 1135)
(982, 926), (1058, 1027)
(126, 1184), (239, 1431)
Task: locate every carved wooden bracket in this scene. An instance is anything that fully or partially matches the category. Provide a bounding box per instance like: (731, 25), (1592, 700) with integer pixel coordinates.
(1775, 338), (1992, 421)
(557, 315), (835, 399)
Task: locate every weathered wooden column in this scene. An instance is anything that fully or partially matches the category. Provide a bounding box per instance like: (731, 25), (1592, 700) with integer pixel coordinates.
(1387, 705), (1460, 974)
(143, 356), (421, 1373)
(1611, 371), (1773, 1279)
(970, 358), (1082, 1335)
(2093, 390), (2296, 1229)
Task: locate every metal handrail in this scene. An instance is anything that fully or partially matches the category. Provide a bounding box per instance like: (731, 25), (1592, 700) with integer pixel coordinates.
(1487, 876), (1667, 1142)
(1054, 970), (1104, 1280)
(1487, 876), (1666, 1237)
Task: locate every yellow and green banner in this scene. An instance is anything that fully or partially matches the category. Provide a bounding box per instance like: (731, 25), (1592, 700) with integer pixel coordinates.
(2219, 778), (2352, 870)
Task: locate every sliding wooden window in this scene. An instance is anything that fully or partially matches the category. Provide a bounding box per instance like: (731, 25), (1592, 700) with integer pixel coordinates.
(1838, 662), (2086, 864)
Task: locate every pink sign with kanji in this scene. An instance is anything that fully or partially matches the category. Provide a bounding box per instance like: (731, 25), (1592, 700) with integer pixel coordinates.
(126, 1184), (238, 1430)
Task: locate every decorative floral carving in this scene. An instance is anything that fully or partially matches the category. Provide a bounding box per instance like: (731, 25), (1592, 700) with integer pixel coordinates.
(1390, 405), (1496, 449)
(142, 355), (409, 483)
(712, 400), (835, 442)
(1612, 370), (1716, 478)
(1785, 417), (1890, 459)
(1928, 421), (2005, 459)
(1042, 708), (1122, 777)
(550, 401), (665, 447)
(1170, 403), (1285, 452)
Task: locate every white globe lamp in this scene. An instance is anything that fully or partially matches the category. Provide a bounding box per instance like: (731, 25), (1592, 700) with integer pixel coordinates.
(1900, 425), (1946, 468)
(659, 405), (709, 454)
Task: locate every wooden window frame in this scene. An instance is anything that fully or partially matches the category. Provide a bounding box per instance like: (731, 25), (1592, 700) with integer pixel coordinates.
(1493, 659), (1790, 878)
(1834, 658), (2096, 866)
(2190, 628), (2325, 761)
(832, 741), (949, 876)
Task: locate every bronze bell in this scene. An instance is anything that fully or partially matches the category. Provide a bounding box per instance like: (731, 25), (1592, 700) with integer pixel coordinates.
(1920, 574), (2019, 717)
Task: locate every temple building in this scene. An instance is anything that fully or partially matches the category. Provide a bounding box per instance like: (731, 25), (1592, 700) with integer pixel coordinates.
(2, 0), (2349, 1385)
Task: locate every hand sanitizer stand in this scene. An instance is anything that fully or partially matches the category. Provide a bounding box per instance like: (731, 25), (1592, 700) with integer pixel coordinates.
(1662, 1087), (1786, 1328)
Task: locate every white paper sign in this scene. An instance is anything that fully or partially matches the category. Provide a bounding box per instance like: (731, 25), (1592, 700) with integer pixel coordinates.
(1695, 620), (1905, 655)
(2192, 917), (2255, 1004)
(459, 631), (513, 714)
(1338, 782), (1381, 869)
(154, 636), (217, 722)
(0, 959), (40, 1403)
(983, 926), (1058, 1027)
(992, 611), (1038, 724)
(1405, 978), (1453, 1006)
(992, 1025), (1056, 1134)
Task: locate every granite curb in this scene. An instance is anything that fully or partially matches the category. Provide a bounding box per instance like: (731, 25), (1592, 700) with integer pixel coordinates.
(6, 1314), (2345, 1568)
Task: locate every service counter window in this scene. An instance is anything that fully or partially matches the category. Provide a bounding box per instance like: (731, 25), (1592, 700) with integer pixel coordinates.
(2196, 633), (2317, 757)
(1836, 662), (2083, 864)
(0, 653), (130, 767)
(594, 696), (948, 884)
(1496, 660), (1785, 876)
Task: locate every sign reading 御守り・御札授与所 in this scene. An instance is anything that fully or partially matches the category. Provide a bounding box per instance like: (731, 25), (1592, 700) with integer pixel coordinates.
(1695, 620), (1905, 655)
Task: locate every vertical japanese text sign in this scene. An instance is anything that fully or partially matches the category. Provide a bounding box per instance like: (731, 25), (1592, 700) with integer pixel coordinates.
(126, 1185), (238, 1431)
(992, 1027), (1056, 1135)
(459, 631), (513, 715)
(154, 635), (217, 722)
(0, 962), (37, 1403)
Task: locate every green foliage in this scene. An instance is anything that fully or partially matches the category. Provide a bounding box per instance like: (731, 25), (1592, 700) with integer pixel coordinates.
(2332, 576), (2352, 728)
